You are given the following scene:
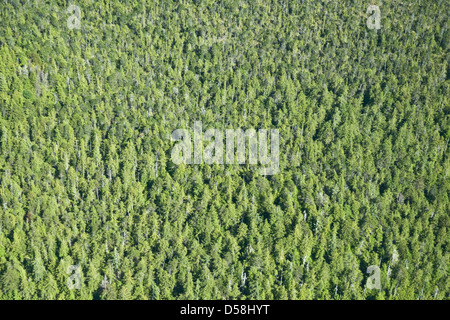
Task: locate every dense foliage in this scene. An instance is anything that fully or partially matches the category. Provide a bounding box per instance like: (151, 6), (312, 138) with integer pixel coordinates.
(0, 0), (449, 300)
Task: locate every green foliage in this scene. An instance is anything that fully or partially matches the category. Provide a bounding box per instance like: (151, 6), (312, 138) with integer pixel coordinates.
(0, 0), (448, 300)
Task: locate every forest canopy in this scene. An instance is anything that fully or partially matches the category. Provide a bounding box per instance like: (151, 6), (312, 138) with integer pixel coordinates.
(0, 0), (449, 300)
